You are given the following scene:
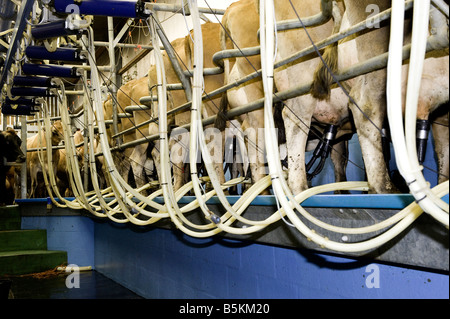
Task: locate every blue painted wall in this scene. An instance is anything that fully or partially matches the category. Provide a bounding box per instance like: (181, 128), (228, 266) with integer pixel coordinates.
(19, 214), (449, 299)
(94, 220), (449, 299)
(18, 133), (447, 299)
(21, 215), (95, 268)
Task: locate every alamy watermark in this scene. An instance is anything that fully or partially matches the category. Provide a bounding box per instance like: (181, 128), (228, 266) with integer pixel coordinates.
(365, 264), (381, 288)
(65, 264), (80, 289)
(366, 4), (381, 29)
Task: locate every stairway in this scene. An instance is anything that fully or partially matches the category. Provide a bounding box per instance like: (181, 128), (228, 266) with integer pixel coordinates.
(0, 205), (67, 276)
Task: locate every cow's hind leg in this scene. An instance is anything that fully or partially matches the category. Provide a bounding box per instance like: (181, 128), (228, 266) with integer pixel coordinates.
(282, 101), (312, 195)
(331, 139), (350, 194)
(431, 110), (449, 184)
(130, 144), (150, 193)
(170, 130), (189, 193)
(349, 76), (398, 194)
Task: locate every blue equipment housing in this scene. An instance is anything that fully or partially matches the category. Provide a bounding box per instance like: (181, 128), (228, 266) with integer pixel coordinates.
(4, 97), (37, 106)
(13, 75), (54, 88)
(22, 63), (79, 78)
(1, 104), (38, 116)
(25, 46), (85, 63)
(31, 20), (81, 40)
(10, 87), (51, 97)
(52, 0), (149, 18)
(1, 98), (39, 115)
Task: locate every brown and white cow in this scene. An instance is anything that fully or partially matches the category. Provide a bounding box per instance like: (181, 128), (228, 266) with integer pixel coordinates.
(26, 120), (64, 198)
(181, 22), (227, 190)
(431, 109), (449, 185)
(314, 0), (449, 192)
(56, 129), (85, 197)
(123, 76), (153, 189)
(127, 37), (187, 193)
(272, 0), (354, 195)
(98, 78), (156, 194)
(91, 96), (119, 189)
(220, 0), (267, 192)
(111, 78), (146, 181)
(99, 76), (153, 188)
(220, 0), (351, 195)
(129, 22), (227, 193)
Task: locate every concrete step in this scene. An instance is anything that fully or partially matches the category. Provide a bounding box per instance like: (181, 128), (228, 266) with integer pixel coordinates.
(0, 250), (67, 276)
(0, 205), (68, 276)
(0, 230), (47, 252)
(0, 205), (21, 231)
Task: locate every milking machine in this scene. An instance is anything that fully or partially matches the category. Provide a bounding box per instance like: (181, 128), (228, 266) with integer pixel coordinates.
(387, 0), (448, 226)
(0, 0), (448, 252)
(305, 124), (338, 181)
(258, 0), (448, 253)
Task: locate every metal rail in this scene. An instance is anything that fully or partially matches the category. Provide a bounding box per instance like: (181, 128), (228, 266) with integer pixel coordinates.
(144, 2), (226, 15)
(110, 1), (416, 141)
(8, 1), (450, 162)
(103, 37), (440, 154)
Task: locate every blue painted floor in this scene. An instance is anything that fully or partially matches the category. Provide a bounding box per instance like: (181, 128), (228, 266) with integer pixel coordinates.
(5, 270), (143, 299)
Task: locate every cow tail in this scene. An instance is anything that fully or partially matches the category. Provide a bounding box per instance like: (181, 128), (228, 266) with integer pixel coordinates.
(214, 93), (228, 131)
(311, 3), (343, 101)
(311, 42), (338, 100)
(273, 99), (286, 145)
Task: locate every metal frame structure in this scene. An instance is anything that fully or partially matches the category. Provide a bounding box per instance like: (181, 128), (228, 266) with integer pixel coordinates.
(0, 0), (448, 264)
(3, 0), (447, 154)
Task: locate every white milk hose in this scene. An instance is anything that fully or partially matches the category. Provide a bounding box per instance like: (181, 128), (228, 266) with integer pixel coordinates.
(27, 1), (448, 254)
(387, 0), (449, 227)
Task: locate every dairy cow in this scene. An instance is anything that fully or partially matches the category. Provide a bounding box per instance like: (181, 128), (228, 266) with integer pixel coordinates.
(26, 120), (64, 198)
(0, 128), (26, 205)
(56, 129), (85, 197)
(128, 22), (227, 193)
(220, 0), (351, 195)
(314, 0), (449, 192)
(219, 0), (268, 192)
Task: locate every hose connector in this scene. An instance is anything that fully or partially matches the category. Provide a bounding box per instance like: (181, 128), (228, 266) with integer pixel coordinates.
(208, 211), (221, 224)
(416, 119), (430, 164)
(306, 124), (338, 180)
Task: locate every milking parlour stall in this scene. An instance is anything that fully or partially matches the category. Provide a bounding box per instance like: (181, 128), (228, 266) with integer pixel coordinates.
(0, 0), (448, 304)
